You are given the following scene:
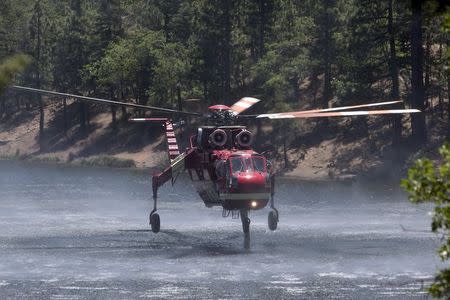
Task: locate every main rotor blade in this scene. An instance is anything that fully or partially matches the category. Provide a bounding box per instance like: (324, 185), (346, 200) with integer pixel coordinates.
(257, 109), (421, 119)
(230, 97), (261, 115)
(11, 85), (202, 116)
(256, 100), (402, 119)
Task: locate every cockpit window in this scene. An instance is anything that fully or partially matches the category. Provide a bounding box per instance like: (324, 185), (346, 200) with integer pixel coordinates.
(266, 159), (272, 172)
(230, 157), (244, 173)
(252, 156), (265, 172)
(243, 157), (253, 172)
(215, 160), (225, 178)
(230, 155), (266, 173)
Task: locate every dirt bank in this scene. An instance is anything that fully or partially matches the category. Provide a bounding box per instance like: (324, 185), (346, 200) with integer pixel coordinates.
(0, 97), (447, 180)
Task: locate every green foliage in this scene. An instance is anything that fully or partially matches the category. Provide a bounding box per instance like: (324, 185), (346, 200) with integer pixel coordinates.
(25, 0), (55, 88)
(86, 37), (139, 92)
(0, 0), (448, 150)
(0, 0), (29, 59)
(88, 30), (189, 106)
(0, 149), (23, 161)
(1, 0), (447, 110)
(0, 54), (30, 94)
(401, 144), (450, 298)
(445, 13), (450, 69)
(252, 1), (313, 107)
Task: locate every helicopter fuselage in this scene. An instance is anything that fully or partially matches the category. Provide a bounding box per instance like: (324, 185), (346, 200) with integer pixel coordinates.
(183, 123), (273, 212)
(188, 148), (272, 211)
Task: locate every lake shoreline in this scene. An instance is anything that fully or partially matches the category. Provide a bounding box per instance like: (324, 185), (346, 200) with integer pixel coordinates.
(1, 157), (401, 185)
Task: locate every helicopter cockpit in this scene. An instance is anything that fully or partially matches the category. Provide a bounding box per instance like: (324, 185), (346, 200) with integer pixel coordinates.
(224, 154), (271, 192)
(215, 154), (269, 179)
(214, 153), (272, 211)
(229, 155), (266, 174)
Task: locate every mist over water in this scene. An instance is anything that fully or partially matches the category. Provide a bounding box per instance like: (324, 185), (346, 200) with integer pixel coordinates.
(0, 160), (439, 299)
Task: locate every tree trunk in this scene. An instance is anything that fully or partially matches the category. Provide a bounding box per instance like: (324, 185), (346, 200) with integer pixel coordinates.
(222, 0), (231, 105)
(322, 0), (335, 127)
(438, 43), (444, 118)
(86, 103), (90, 125)
(388, 0), (402, 147)
(79, 102), (86, 133)
(447, 76), (450, 139)
(120, 86), (127, 120)
(322, 2), (332, 127)
(109, 87), (117, 129)
(163, 12), (170, 41)
(410, 0), (426, 144)
(38, 95), (44, 144)
(36, 0), (44, 149)
(258, 0), (266, 57)
(63, 98), (68, 134)
(255, 118), (262, 146)
(78, 101), (87, 134)
(203, 81), (208, 107)
(283, 127), (288, 169)
(424, 30), (431, 100)
(15, 95), (20, 111)
(177, 84), (182, 112)
(0, 95), (5, 118)
(323, 35), (331, 110)
(291, 75), (300, 103)
(25, 95), (31, 110)
(110, 105), (117, 128)
(72, 0), (85, 130)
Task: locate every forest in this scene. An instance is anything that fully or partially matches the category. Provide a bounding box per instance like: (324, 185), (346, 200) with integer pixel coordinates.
(0, 0), (449, 175)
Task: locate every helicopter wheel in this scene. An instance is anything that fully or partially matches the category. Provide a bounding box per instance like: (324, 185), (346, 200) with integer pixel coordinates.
(150, 213), (160, 233)
(242, 217), (251, 249)
(268, 210), (278, 231)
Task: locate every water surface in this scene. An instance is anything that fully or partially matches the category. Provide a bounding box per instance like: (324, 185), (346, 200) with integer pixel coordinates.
(0, 161), (438, 299)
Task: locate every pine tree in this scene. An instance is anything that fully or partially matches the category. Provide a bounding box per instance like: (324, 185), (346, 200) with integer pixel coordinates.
(92, 0), (124, 123)
(388, 0), (402, 147)
(410, 0), (427, 144)
(53, 0), (87, 133)
(191, 0), (239, 104)
(27, 0), (52, 148)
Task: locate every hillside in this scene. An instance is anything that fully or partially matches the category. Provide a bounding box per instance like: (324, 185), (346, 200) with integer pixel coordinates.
(1, 0), (448, 181)
(1, 94), (447, 181)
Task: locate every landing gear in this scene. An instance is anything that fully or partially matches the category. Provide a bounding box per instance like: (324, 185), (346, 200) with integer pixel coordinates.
(150, 182), (160, 233)
(150, 212), (160, 233)
(241, 209), (250, 234)
(240, 209), (251, 249)
(268, 210), (278, 231)
(268, 175), (279, 231)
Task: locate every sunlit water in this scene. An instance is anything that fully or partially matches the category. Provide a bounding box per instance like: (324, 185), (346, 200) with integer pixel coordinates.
(0, 160), (440, 299)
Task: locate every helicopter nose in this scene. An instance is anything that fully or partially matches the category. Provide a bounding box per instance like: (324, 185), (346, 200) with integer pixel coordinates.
(237, 172), (266, 192)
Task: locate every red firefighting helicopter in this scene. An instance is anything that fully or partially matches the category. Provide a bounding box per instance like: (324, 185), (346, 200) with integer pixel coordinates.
(11, 85), (419, 245)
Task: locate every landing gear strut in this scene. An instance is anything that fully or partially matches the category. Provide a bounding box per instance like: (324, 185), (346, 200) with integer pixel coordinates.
(240, 209), (251, 249)
(268, 175), (279, 231)
(150, 182), (160, 233)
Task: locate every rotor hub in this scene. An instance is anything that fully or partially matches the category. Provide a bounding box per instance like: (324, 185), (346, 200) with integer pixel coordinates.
(208, 105), (237, 125)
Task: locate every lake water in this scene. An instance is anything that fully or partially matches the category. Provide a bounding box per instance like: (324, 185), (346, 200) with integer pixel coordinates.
(0, 160), (438, 299)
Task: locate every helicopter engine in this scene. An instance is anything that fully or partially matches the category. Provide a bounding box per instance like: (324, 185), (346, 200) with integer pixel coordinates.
(209, 129), (228, 147)
(235, 130), (253, 148)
